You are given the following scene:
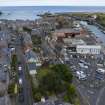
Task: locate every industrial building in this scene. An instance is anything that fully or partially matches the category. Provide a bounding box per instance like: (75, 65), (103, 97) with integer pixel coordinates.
(76, 45), (101, 54)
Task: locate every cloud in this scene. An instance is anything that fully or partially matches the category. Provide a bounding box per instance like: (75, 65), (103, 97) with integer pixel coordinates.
(0, 0), (105, 6)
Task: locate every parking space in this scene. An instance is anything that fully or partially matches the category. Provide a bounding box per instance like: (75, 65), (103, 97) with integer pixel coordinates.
(65, 50), (105, 88)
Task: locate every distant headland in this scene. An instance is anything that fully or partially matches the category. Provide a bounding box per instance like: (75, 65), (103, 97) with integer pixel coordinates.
(0, 11), (3, 15)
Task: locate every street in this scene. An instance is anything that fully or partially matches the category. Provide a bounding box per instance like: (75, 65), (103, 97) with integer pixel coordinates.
(15, 36), (33, 105)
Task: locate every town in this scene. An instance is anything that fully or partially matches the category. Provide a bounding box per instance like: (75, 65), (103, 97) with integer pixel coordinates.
(0, 12), (105, 105)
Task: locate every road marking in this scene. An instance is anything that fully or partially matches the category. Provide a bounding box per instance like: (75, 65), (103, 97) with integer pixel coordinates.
(96, 86), (105, 105)
(76, 87), (90, 105)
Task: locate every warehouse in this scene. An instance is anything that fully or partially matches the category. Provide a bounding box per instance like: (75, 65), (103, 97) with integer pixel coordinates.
(77, 45), (101, 54)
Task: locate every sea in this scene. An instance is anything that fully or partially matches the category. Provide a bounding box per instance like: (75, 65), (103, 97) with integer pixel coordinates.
(0, 6), (105, 20)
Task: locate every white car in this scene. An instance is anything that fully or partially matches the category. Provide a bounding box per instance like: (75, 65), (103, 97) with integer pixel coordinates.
(76, 71), (87, 80)
(79, 63), (88, 69)
(19, 78), (23, 84)
(18, 66), (22, 71)
(96, 68), (105, 74)
(84, 65), (88, 69)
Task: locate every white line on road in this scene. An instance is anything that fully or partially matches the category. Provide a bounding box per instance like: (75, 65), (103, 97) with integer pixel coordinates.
(96, 86), (105, 105)
(76, 87), (90, 105)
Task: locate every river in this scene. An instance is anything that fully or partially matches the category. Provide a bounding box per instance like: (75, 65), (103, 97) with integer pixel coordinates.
(80, 21), (105, 45)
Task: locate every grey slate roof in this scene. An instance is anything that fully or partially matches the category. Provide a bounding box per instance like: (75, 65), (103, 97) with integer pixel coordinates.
(27, 63), (36, 71)
(25, 50), (38, 61)
(54, 28), (80, 33)
(34, 100), (72, 105)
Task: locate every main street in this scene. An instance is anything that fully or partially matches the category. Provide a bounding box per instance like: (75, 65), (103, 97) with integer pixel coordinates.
(15, 35), (33, 105)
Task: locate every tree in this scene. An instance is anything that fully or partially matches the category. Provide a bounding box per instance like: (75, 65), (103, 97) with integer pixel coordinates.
(36, 68), (63, 94)
(51, 64), (73, 83)
(8, 82), (15, 96)
(31, 35), (42, 45)
(63, 84), (76, 104)
(23, 26), (32, 33)
(11, 54), (18, 72)
(10, 54), (18, 80)
(56, 16), (71, 29)
(36, 64), (73, 95)
(67, 84), (76, 97)
(34, 92), (42, 102)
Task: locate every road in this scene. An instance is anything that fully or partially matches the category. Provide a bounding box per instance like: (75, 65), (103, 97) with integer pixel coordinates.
(15, 36), (33, 105)
(77, 21), (105, 105)
(96, 86), (105, 105)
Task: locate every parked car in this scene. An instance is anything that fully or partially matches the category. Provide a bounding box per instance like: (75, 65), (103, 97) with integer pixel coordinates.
(19, 78), (23, 85)
(95, 72), (104, 80)
(18, 66), (22, 71)
(79, 63), (88, 69)
(76, 71), (87, 80)
(96, 68), (105, 74)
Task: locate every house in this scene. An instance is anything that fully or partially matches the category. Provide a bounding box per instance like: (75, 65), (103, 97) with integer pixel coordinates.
(27, 63), (37, 75)
(34, 100), (72, 105)
(25, 50), (41, 66)
(25, 50), (39, 63)
(25, 50), (41, 75)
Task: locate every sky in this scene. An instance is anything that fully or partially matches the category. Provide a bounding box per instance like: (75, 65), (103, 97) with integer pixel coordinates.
(0, 0), (105, 6)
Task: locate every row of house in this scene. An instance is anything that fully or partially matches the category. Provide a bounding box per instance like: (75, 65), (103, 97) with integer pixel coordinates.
(0, 30), (11, 105)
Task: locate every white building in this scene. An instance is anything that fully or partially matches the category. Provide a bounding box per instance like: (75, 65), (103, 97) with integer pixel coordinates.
(77, 45), (101, 54)
(63, 38), (86, 45)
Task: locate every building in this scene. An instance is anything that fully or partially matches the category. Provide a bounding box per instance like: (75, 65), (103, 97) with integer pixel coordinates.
(62, 39), (86, 53)
(25, 50), (41, 75)
(53, 28), (81, 41)
(34, 100), (71, 105)
(27, 63), (37, 75)
(63, 38), (86, 45)
(25, 50), (39, 63)
(77, 45), (101, 54)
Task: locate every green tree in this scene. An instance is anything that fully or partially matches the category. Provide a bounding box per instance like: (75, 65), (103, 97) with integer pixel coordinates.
(56, 16), (71, 29)
(23, 26), (32, 33)
(34, 92), (42, 102)
(11, 54), (18, 71)
(51, 64), (73, 83)
(32, 36), (42, 45)
(63, 84), (76, 103)
(36, 64), (73, 95)
(8, 83), (15, 96)
(37, 68), (64, 94)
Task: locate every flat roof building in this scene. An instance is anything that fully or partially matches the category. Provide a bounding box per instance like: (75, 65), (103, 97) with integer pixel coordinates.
(77, 45), (101, 54)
